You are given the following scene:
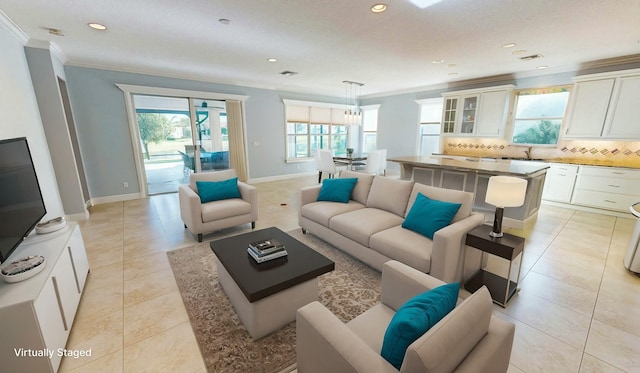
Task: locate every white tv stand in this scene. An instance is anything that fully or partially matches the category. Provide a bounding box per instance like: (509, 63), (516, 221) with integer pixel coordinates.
(0, 222), (89, 373)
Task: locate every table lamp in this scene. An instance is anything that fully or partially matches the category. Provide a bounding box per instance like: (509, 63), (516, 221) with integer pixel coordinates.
(485, 176), (528, 238)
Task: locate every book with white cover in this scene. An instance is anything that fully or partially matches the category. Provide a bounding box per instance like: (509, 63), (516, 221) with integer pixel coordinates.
(247, 247), (288, 263)
(248, 244), (285, 257)
(249, 238), (285, 255)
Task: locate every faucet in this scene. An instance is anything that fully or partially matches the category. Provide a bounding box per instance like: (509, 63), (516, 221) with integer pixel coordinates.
(524, 146), (532, 160)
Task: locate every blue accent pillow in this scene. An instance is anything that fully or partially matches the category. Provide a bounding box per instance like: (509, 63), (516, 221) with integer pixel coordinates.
(381, 282), (460, 370)
(402, 193), (462, 239)
(317, 178), (358, 203)
(196, 178), (241, 203)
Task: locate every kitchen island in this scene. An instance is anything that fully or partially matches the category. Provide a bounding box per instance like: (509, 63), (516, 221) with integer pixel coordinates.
(388, 155), (550, 228)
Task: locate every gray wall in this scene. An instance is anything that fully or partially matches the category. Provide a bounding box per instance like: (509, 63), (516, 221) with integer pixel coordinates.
(25, 47), (87, 216)
(63, 66), (342, 198)
(0, 28), (64, 219)
(64, 60), (640, 200)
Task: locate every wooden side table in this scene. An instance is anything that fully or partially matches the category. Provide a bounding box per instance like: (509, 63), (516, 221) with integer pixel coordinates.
(464, 224), (525, 307)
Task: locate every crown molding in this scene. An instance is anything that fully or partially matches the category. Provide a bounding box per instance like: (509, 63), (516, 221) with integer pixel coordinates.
(578, 54), (640, 71)
(25, 39), (69, 65)
(0, 9), (28, 44)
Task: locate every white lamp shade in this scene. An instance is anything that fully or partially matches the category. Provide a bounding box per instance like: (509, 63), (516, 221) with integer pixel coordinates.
(485, 176), (528, 207)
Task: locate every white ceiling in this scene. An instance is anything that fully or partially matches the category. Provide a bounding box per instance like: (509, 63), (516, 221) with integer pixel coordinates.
(1, 0), (639, 97)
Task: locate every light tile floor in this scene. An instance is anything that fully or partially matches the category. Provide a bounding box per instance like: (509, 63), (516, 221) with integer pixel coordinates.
(60, 175), (640, 373)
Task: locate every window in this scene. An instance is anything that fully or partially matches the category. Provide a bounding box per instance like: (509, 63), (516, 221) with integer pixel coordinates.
(284, 100), (349, 160)
(417, 98), (443, 155)
(511, 87), (570, 145)
(361, 106), (379, 154)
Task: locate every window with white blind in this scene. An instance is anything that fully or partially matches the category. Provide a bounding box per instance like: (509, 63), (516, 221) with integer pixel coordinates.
(284, 100), (349, 161)
(417, 98), (443, 156)
(361, 106), (380, 154)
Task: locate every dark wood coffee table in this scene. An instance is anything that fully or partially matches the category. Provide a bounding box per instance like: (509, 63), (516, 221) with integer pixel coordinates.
(210, 227), (334, 339)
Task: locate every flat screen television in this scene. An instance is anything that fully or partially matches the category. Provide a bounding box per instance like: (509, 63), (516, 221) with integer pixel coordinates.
(0, 137), (47, 263)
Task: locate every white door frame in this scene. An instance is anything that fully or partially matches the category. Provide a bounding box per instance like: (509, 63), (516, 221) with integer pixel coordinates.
(117, 84), (248, 197)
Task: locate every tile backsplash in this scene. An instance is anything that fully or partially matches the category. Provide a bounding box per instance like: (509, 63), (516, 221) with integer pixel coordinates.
(443, 138), (640, 168)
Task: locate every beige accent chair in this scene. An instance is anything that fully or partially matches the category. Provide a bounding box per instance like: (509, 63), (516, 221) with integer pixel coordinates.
(178, 169), (258, 242)
(297, 260), (515, 373)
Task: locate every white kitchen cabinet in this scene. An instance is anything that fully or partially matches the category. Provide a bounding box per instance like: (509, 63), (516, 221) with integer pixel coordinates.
(476, 90), (511, 136)
(604, 75), (640, 138)
(542, 164), (579, 202)
(563, 79), (615, 137)
(441, 85), (514, 136)
(564, 69), (640, 140)
(0, 223), (89, 373)
(443, 95), (477, 134)
(572, 166), (640, 212)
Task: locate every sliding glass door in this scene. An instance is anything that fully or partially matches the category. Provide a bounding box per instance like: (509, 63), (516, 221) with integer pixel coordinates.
(133, 95), (229, 195)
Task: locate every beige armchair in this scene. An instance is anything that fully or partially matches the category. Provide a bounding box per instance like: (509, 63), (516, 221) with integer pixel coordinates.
(178, 170), (258, 242)
(296, 260), (515, 373)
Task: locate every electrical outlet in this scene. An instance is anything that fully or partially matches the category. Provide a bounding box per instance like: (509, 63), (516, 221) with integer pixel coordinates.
(123, 181), (129, 188)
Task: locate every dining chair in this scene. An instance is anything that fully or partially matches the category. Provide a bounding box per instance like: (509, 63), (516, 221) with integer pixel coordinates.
(364, 149), (387, 175)
(178, 150), (195, 177)
(315, 149), (337, 183)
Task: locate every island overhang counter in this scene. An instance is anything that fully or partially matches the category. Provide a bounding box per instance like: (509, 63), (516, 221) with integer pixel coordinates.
(388, 155), (550, 228)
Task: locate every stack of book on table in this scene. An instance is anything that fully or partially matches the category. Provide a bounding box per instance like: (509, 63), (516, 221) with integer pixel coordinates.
(247, 238), (287, 263)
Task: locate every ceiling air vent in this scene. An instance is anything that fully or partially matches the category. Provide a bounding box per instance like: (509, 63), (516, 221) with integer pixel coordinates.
(520, 54), (544, 61)
(280, 71), (298, 76)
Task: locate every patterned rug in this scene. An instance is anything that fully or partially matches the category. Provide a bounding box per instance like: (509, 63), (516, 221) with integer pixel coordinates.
(167, 229), (382, 373)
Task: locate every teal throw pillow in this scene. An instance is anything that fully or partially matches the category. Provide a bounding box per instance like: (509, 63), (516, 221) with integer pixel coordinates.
(402, 193), (461, 239)
(196, 178), (241, 203)
(317, 178), (358, 203)
(381, 282), (459, 370)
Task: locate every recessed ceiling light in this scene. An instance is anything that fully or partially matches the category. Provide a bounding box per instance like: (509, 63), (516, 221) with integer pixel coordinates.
(371, 3), (387, 13)
(447, 64), (457, 68)
(512, 49), (527, 55)
(219, 18), (231, 25)
(280, 71), (298, 76)
(432, 59), (444, 64)
(448, 72), (458, 76)
(267, 58), (277, 63)
(502, 43), (516, 48)
(88, 23), (107, 31)
(537, 65), (548, 70)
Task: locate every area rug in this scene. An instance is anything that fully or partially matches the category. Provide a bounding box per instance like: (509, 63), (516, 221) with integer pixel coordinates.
(167, 229), (382, 373)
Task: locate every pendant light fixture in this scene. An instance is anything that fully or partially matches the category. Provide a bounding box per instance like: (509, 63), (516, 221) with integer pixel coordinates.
(343, 80), (364, 125)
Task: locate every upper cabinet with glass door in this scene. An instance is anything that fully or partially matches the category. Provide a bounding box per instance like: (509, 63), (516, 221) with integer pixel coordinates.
(563, 69), (640, 140)
(441, 85), (514, 137)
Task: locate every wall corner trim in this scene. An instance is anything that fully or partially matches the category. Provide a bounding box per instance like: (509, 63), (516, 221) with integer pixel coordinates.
(0, 9), (29, 44)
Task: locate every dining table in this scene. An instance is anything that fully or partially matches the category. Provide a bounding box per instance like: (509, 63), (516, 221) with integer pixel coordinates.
(333, 153), (367, 170)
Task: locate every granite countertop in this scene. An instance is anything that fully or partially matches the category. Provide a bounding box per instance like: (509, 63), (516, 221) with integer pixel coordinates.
(429, 154), (640, 170)
(545, 158), (640, 169)
(388, 155), (550, 177)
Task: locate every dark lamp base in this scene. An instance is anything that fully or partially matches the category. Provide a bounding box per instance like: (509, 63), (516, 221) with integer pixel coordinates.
(490, 207), (505, 238)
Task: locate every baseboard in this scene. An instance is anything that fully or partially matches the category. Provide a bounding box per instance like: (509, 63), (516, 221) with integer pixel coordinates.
(66, 210), (90, 221)
(542, 200), (634, 219)
(89, 192), (142, 205)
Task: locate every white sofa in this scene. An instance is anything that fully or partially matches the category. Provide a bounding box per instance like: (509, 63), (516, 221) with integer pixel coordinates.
(299, 171), (484, 283)
(179, 170), (258, 242)
(297, 260), (515, 373)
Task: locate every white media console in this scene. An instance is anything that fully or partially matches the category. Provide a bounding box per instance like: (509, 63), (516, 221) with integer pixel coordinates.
(0, 222), (89, 373)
